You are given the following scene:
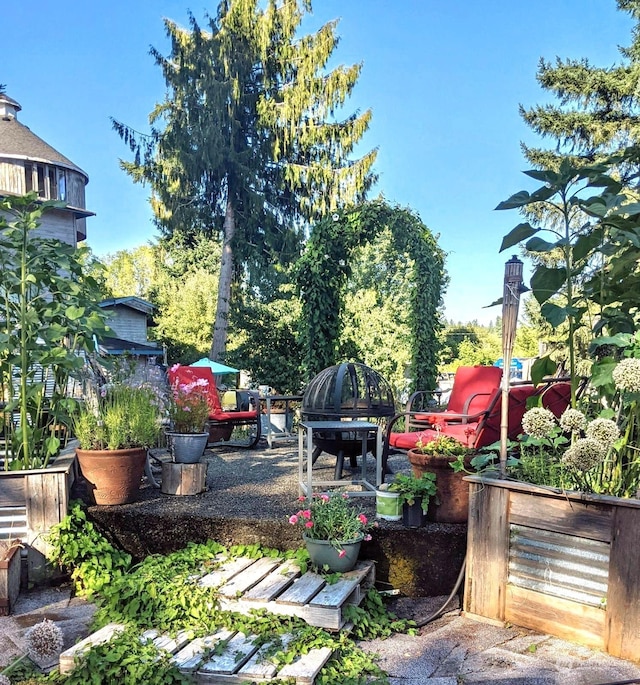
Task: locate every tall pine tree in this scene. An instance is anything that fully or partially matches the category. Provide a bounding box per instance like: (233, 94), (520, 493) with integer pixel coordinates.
(113, 0), (377, 360)
(520, 0), (640, 170)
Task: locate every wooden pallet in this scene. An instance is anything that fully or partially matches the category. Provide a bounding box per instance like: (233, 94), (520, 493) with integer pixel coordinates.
(199, 556), (375, 631)
(59, 557), (375, 683)
(60, 622), (333, 684)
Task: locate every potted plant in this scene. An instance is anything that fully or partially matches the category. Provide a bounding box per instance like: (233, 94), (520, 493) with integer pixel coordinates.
(166, 367), (212, 463)
(288, 493), (374, 572)
(388, 472), (437, 527)
(0, 537), (22, 615)
(73, 384), (163, 505)
(408, 433), (474, 523)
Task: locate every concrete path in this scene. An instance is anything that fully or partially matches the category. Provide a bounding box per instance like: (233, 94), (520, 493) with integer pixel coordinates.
(1, 588), (639, 684)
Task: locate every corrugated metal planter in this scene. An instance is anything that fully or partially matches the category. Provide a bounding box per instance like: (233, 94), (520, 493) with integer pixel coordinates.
(0, 444), (77, 584)
(0, 541), (21, 614)
(463, 476), (640, 663)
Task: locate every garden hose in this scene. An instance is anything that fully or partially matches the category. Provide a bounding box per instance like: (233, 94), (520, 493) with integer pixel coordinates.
(414, 555), (466, 628)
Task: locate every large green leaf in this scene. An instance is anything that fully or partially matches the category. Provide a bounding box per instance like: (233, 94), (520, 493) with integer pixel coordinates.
(530, 265), (566, 304)
(540, 302), (568, 327)
(590, 357), (618, 388)
(522, 169), (559, 184)
(531, 355), (557, 386)
(572, 230), (602, 263)
(499, 222), (538, 252)
(495, 191), (532, 211)
(526, 236), (560, 253)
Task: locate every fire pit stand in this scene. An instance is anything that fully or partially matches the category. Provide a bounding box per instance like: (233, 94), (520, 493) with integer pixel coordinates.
(298, 420), (382, 499)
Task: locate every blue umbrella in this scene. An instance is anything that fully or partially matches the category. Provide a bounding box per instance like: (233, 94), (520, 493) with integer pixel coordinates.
(189, 358), (240, 375)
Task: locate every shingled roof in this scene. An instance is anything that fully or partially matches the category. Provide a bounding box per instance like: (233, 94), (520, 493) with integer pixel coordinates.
(0, 93), (87, 179)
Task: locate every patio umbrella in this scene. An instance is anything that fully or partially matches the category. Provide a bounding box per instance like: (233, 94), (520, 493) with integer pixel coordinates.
(500, 256), (525, 476)
(189, 358), (240, 375)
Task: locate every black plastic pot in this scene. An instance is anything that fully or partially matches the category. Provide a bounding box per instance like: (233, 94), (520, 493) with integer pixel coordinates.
(402, 500), (427, 528)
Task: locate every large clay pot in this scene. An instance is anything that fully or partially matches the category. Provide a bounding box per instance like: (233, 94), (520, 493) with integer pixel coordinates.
(76, 448), (147, 506)
(407, 450), (472, 524)
(303, 534), (362, 573)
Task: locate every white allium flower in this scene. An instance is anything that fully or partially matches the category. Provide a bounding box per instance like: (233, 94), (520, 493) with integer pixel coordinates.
(562, 438), (606, 472)
(559, 408), (586, 433)
(522, 407), (557, 439)
(26, 618), (64, 659)
(332, 213), (340, 222)
(612, 357), (640, 393)
(585, 418), (620, 448)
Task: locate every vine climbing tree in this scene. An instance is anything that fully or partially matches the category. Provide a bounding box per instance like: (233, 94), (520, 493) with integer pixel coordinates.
(296, 200), (445, 392)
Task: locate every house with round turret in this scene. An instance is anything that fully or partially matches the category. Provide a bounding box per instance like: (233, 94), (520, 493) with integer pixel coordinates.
(0, 91), (93, 246)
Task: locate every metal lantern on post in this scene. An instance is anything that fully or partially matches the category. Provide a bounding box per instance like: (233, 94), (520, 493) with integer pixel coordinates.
(500, 255), (525, 476)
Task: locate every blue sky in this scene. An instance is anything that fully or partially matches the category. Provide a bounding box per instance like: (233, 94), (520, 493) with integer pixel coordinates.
(2, 1), (634, 324)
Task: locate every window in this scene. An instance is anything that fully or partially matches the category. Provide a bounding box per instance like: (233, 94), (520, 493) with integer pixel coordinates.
(23, 162), (66, 201)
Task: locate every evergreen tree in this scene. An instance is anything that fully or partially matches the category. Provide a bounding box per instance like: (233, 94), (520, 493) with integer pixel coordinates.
(520, 0), (640, 170)
(113, 0), (376, 360)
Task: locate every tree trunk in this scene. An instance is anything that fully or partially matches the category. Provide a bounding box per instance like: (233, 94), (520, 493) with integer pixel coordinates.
(210, 199), (235, 360)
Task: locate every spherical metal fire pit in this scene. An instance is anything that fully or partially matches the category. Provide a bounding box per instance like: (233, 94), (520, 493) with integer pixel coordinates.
(302, 362), (396, 477)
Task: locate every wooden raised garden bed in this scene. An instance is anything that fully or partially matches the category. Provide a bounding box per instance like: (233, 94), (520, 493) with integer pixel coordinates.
(463, 476), (640, 662)
(0, 443), (77, 583)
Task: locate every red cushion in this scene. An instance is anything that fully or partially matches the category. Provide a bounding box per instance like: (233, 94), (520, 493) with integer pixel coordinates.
(389, 422), (479, 450)
(210, 410), (258, 422)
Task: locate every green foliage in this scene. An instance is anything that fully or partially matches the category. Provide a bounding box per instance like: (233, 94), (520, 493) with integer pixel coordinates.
(497, 158), (621, 405)
(46, 502), (132, 599)
(55, 628), (193, 685)
(44, 503), (416, 684)
(73, 384), (163, 450)
(0, 194), (109, 469)
(114, 0), (376, 358)
(226, 284), (304, 393)
(388, 472), (437, 512)
(296, 200), (445, 391)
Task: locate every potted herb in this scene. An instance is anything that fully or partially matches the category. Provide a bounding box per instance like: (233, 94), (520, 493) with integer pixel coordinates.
(388, 472), (437, 527)
(408, 434), (474, 523)
(166, 369), (211, 463)
(288, 493), (374, 572)
(73, 384), (163, 505)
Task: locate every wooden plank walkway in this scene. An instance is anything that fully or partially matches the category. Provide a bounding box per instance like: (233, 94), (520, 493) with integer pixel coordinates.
(59, 556), (375, 683)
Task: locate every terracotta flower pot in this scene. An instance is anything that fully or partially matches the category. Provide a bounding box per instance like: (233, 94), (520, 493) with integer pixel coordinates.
(76, 448), (147, 506)
(407, 449), (472, 524)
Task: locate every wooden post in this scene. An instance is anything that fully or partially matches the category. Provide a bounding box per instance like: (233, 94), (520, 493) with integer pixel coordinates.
(161, 463), (207, 496)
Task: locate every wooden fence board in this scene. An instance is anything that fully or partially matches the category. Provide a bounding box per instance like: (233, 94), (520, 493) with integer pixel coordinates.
(605, 505), (640, 661)
(510, 491), (612, 542)
(505, 584), (605, 650)
(277, 647), (333, 685)
(276, 573), (326, 605)
(172, 630), (235, 672)
(199, 557), (256, 588)
(463, 481), (509, 621)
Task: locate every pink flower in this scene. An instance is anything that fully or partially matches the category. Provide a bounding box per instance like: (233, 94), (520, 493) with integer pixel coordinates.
(338, 549), (346, 558)
(342, 493), (349, 499)
(170, 363), (181, 372)
(288, 515), (299, 525)
(364, 534), (372, 542)
(305, 521), (313, 528)
(358, 514), (368, 525)
(320, 494), (330, 502)
(298, 496), (306, 502)
(301, 509), (311, 520)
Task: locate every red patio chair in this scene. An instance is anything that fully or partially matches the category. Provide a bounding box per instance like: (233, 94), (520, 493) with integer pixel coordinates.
(407, 365), (503, 429)
(382, 383), (540, 477)
(168, 365), (261, 448)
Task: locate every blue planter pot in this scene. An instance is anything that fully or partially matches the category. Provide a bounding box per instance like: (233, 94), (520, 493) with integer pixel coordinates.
(167, 432), (208, 463)
(303, 534), (362, 573)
